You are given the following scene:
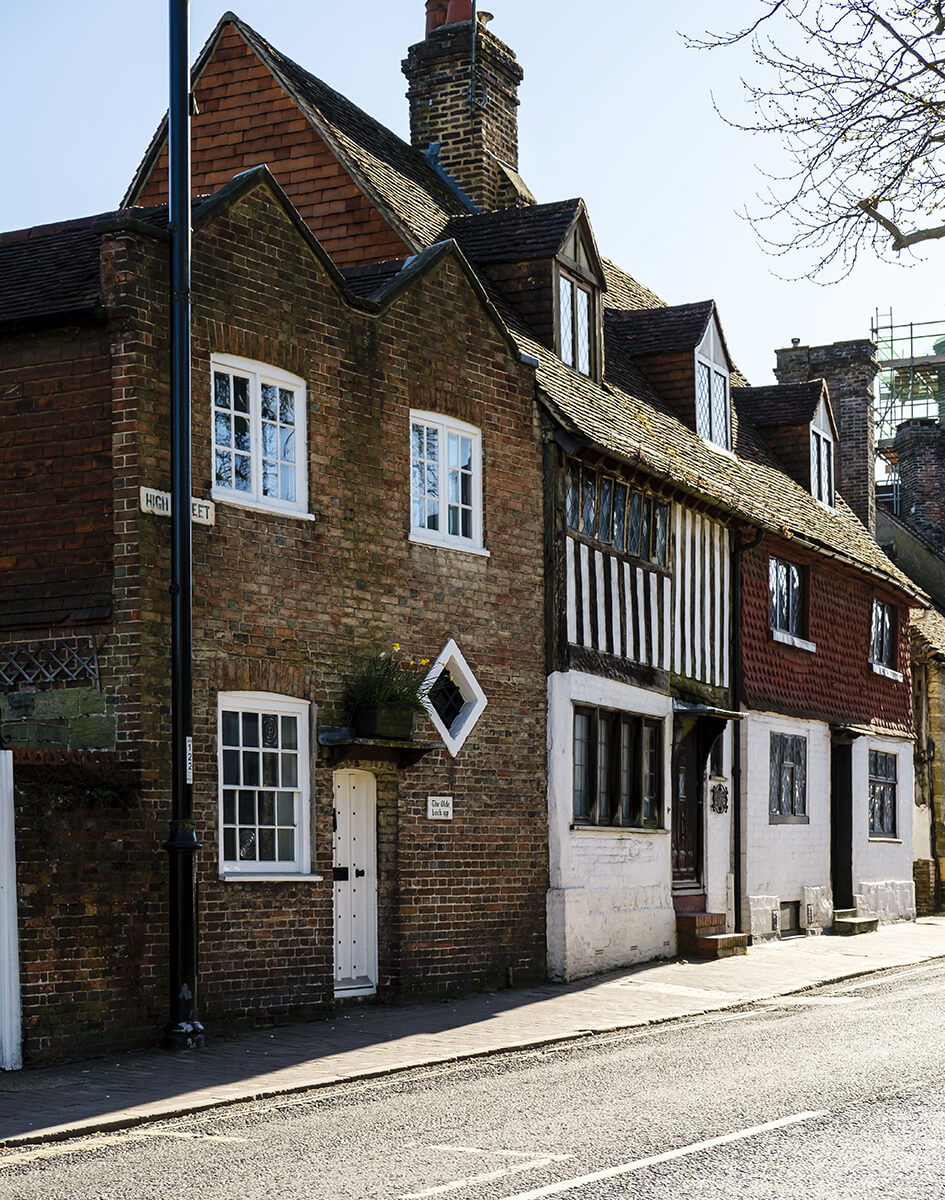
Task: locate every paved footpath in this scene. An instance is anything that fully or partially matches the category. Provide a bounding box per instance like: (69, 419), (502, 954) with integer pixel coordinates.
(3, 917), (945, 1148)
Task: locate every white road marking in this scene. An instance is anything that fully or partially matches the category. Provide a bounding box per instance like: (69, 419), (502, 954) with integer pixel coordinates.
(766, 996), (856, 1006)
(494, 1110), (829, 1200)
(399, 1146), (571, 1200)
(0, 1128), (246, 1167)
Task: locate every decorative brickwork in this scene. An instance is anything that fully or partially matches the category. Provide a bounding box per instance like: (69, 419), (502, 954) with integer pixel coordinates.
(894, 419), (945, 550)
(403, 21), (524, 211)
(740, 534), (912, 733)
(774, 340), (878, 534)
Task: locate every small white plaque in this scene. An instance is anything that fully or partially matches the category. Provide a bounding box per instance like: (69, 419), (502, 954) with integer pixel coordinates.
(140, 486), (215, 526)
(427, 795), (453, 821)
(185, 736), (193, 785)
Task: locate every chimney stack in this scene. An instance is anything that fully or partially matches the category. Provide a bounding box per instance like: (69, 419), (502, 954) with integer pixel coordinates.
(775, 339), (878, 535)
(894, 419), (945, 549)
(404, 4), (524, 212)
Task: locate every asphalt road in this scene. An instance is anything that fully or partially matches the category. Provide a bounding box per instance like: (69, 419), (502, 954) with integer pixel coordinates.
(2, 961), (944, 1199)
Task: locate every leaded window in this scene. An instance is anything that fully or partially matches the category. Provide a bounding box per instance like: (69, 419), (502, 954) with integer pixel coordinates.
(871, 599), (897, 668)
(695, 360), (731, 450)
(566, 459), (669, 568)
(422, 639), (488, 757)
(769, 557), (804, 638)
(769, 732), (807, 821)
(558, 268), (595, 377)
(211, 355), (307, 514)
(869, 750), (897, 837)
(573, 706), (662, 828)
(811, 428), (834, 505)
(218, 693), (311, 875)
(410, 412), (483, 551)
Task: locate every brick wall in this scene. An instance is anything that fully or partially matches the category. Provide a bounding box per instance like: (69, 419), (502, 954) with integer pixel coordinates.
(132, 24), (410, 268)
(741, 534), (912, 733)
(894, 419), (945, 544)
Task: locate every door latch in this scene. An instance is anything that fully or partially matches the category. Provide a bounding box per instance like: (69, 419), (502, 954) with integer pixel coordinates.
(355, 868), (366, 878)
(333, 866), (349, 882)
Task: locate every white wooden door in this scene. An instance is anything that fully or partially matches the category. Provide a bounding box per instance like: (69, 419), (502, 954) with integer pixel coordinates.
(332, 769), (377, 996)
(0, 751), (21, 1070)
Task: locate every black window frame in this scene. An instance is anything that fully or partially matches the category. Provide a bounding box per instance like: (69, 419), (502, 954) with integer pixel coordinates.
(768, 732), (809, 824)
(564, 458), (670, 569)
(769, 556), (806, 639)
(868, 750), (898, 838)
(572, 705), (662, 829)
(870, 599), (897, 669)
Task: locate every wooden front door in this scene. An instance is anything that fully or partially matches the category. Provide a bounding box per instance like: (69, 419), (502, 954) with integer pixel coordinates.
(672, 728), (703, 887)
(332, 769), (378, 997)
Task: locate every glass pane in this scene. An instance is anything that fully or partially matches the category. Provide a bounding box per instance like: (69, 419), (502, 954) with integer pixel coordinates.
(277, 793), (295, 825)
(628, 492), (642, 557)
(222, 749), (240, 786)
(643, 723), (659, 824)
(281, 428), (295, 463)
(277, 829), (295, 862)
(811, 433), (821, 499)
(426, 426), (439, 462)
(215, 450), (232, 487)
(411, 424), (424, 458)
(233, 375), (249, 413)
(281, 753), (298, 787)
(613, 484), (627, 552)
(821, 437), (832, 504)
(239, 830), (257, 861)
(461, 508), (471, 539)
(412, 497), (425, 529)
(233, 417), (251, 452)
(599, 477), (613, 544)
(696, 362), (711, 440)
(789, 565), (802, 635)
(461, 438), (472, 471)
(223, 828), (236, 861)
(263, 752), (279, 787)
(448, 433), (459, 468)
(559, 278), (574, 367)
(238, 791), (255, 824)
(242, 752), (260, 787)
(448, 469), (459, 505)
(619, 719), (633, 824)
(261, 383), (277, 421)
(411, 462), (424, 497)
(223, 791), (237, 824)
(573, 710), (590, 819)
(576, 286), (590, 375)
(597, 716), (610, 822)
(426, 500), (439, 531)
(582, 470), (596, 535)
(566, 462), (580, 530)
(258, 829), (276, 861)
(262, 423), (277, 458)
(214, 372), (231, 409)
(279, 388), (295, 425)
(448, 505), (459, 536)
(711, 371), (728, 446)
(281, 465), (296, 502)
(260, 714), (277, 747)
(640, 500), (650, 562)
(215, 413), (232, 448)
(769, 558), (779, 629)
(241, 712), (259, 747)
(258, 792), (275, 826)
(426, 464), (439, 498)
(281, 715), (298, 749)
(460, 471), (471, 507)
(654, 505), (668, 566)
(222, 710), (240, 746)
(263, 461), (278, 497)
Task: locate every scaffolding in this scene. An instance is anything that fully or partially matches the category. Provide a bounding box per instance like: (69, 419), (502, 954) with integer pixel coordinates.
(872, 311), (945, 512)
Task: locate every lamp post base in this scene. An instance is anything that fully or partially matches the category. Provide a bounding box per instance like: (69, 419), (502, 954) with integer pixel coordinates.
(163, 1021), (206, 1053)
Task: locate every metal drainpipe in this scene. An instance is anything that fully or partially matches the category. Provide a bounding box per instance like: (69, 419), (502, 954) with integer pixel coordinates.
(731, 526), (764, 935)
(164, 0), (203, 1052)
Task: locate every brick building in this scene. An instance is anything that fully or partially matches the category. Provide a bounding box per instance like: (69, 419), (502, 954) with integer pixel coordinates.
(0, 5), (926, 1060)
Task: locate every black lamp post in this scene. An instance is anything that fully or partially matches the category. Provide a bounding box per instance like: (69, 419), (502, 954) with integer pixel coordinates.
(164, 0), (204, 1052)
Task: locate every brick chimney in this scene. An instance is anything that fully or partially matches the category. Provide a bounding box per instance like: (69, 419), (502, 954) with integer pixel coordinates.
(774, 339), (878, 535)
(403, 5), (524, 212)
(893, 419), (945, 548)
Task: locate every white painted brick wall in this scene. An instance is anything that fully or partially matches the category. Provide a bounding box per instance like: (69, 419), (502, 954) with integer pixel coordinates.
(852, 733), (915, 922)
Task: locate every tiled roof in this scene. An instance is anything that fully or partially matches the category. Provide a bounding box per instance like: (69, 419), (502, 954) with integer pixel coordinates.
(443, 200), (583, 264)
(912, 605), (945, 658)
(341, 258), (411, 298)
(607, 301), (714, 357)
(0, 222), (104, 330)
(601, 258), (666, 312)
(733, 381), (826, 428)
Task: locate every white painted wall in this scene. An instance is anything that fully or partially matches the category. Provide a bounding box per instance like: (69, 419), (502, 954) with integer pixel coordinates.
(547, 671), (675, 980)
(852, 733), (916, 922)
(741, 712), (832, 940)
(0, 751), (21, 1071)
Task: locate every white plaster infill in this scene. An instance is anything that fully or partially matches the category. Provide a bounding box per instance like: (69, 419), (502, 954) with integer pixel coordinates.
(0, 751), (21, 1071)
(870, 660), (904, 682)
(771, 629), (817, 654)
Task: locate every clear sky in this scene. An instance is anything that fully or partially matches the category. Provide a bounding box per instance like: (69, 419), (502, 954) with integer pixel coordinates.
(2, 0), (940, 383)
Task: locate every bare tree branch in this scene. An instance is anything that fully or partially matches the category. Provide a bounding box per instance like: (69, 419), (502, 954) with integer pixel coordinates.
(857, 199), (945, 247)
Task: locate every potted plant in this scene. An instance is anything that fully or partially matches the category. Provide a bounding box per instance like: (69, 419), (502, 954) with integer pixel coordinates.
(343, 646), (431, 740)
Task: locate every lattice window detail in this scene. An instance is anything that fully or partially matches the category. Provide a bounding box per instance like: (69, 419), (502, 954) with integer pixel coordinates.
(0, 639), (100, 689)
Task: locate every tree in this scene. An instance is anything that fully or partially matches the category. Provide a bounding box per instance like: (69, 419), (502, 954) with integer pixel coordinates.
(691, 2), (945, 277)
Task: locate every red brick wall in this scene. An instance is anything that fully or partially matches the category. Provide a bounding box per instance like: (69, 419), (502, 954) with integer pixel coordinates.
(0, 327), (113, 628)
(132, 25), (411, 268)
(740, 534), (912, 732)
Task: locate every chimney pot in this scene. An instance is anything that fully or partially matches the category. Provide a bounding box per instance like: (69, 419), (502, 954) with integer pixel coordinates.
(445, 0), (474, 24)
(425, 1), (448, 35)
(791, 338), (801, 347)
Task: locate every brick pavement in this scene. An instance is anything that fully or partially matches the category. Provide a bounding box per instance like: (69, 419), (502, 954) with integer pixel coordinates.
(2, 917), (944, 1148)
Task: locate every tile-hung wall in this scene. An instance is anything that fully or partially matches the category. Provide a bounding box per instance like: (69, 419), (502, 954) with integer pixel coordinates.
(563, 459), (730, 684)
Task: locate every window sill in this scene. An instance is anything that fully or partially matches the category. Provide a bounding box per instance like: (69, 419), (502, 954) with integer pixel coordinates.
(867, 836), (901, 844)
(768, 814), (810, 825)
(219, 872), (324, 882)
(771, 629), (817, 653)
(870, 661), (903, 682)
(570, 823), (667, 835)
(212, 492), (315, 521)
(698, 437), (736, 460)
(409, 532), (490, 558)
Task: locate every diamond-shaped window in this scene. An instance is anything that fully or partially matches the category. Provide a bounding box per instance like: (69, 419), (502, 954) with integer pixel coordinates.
(422, 639), (487, 757)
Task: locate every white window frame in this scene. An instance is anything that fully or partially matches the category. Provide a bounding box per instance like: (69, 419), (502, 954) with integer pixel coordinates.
(421, 639), (488, 757)
(217, 692), (313, 879)
(409, 410), (486, 554)
(810, 400), (835, 508)
(211, 354), (309, 518)
(694, 318), (731, 451)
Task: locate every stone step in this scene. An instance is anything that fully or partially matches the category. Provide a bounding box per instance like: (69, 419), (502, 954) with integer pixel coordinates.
(833, 908), (858, 920)
(834, 915), (879, 936)
(676, 911), (727, 933)
(693, 932), (749, 959)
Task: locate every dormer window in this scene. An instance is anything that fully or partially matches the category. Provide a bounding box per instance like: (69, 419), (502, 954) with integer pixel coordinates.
(694, 317), (731, 451)
(556, 226), (600, 379)
(810, 399), (835, 506)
